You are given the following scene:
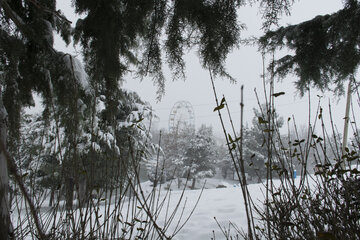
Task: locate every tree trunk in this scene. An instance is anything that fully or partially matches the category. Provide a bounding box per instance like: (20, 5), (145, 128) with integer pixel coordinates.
(0, 91), (10, 239)
(77, 176), (87, 208)
(65, 177), (74, 210)
(191, 177), (196, 189)
(177, 178), (181, 189)
(153, 176), (158, 188)
(49, 188), (55, 207)
(8, 186), (13, 213)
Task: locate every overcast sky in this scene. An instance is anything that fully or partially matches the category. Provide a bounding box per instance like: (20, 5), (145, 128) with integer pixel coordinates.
(54, 0), (356, 137)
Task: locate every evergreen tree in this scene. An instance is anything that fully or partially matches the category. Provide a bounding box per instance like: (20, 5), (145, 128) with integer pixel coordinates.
(147, 125), (217, 189)
(162, 126), (194, 188)
(18, 113), (62, 206)
(217, 144), (235, 179)
(259, 0), (360, 95)
(0, 0), (91, 218)
(145, 124), (195, 188)
(243, 106), (283, 182)
(17, 89), (151, 207)
(184, 125), (217, 189)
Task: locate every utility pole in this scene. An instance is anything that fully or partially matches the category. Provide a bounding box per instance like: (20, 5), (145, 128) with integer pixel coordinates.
(341, 78), (352, 169)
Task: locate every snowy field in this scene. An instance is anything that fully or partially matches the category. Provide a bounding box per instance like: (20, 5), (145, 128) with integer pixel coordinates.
(136, 178), (280, 239)
(12, 177), (303, 239)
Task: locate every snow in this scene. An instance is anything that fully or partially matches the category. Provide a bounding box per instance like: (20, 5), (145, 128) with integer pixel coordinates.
(12, 176), (305, 239)
(125, 179), (266, 239)
(134, 177), (303, 239)
(63, 54), (90, 93)
(96, 96), (106, 112)
(43, 19), (54, 46)
(159, 184), (253, 239)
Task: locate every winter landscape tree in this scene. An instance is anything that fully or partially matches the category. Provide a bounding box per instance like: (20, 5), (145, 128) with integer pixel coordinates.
(2, 0), (353, 238)
(183, 125), (217, 189)
(217, 144), (236, 180)
(157, 126), (194, 188)
(146, 124), (219, 190)
(243, 106), (284, 182)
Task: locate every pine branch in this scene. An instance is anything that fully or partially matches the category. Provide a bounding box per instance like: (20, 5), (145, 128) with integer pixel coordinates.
(0, 0), (56, 53)
(26, 0), (72, 24)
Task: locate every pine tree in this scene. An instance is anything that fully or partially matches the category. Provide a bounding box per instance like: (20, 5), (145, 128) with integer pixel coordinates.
(184, 125), (217, 189)
(17, 89), (151, 207)
(217, 144), (235, 180)
(243, 107), (283, 182)
(259, 0), (360, 95)
(160, 126), (194, 188)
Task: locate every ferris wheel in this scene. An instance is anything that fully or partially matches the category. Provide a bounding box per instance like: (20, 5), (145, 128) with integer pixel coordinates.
(168, 101), (195, 132)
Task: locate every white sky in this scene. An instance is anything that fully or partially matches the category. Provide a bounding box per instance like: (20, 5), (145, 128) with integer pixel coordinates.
(54, 0), (356, 137)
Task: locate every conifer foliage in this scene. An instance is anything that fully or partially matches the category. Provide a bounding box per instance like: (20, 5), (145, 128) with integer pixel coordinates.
(184, 125), (217, 189)
(260, 0), (360, 94)
(243, 107), (284, 182)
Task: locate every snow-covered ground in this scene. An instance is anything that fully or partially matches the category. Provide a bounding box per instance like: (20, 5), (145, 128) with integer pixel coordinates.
(162, 184), (259, 239)
(136, 178), (270, 239)
(12, 176), (303, 239)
